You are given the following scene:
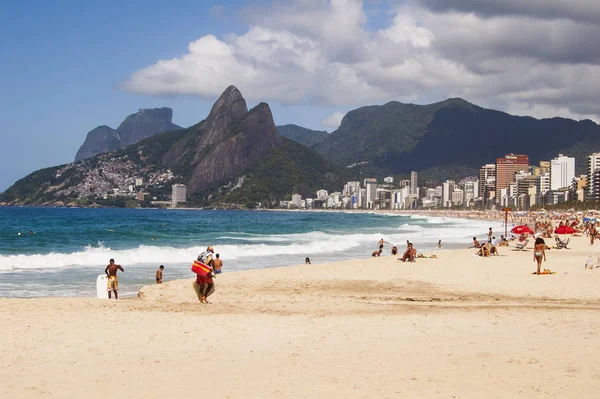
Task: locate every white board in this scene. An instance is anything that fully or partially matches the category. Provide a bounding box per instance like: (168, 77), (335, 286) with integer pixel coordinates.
(96, 274), (108, 299)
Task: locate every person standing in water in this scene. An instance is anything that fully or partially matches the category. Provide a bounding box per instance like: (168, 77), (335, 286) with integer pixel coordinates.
(105, 259), (124, 299)
(213, 254), (223, 274)
(156, 265), (164, 284)
(533, 238), (547, 275)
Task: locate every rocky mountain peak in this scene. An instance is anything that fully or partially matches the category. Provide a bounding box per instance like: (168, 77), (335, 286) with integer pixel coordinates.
(200, 86), (249, 146)
(207, 86), (247, 121)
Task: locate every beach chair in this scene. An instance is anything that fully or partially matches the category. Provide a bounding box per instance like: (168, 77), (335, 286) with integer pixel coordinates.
(514, 239), (529, 251)
(555, 237), (570, 249)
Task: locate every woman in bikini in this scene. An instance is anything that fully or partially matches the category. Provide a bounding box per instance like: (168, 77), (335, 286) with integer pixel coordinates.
(533, 237), (547, 275)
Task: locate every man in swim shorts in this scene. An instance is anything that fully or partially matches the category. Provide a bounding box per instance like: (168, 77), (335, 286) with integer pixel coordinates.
(156, 265), (164, 284)
(105, 258), (124, 299)
(213, 254), (223, 274)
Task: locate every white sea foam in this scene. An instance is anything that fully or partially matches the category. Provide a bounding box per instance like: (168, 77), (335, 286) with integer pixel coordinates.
(0, 218), (503, 272)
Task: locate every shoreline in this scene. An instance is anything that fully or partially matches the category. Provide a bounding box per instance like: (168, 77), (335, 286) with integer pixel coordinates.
(2, 235), (600, 398)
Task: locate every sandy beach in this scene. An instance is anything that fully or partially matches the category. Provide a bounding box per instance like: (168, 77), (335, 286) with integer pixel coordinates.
(2, 234), (600, 398)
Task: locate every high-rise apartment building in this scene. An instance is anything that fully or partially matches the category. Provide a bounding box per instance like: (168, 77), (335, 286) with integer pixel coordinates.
(587, 153), (600, 200)
(410, 171), (418, 195)
(171, 184), (187, 205)
(550, 154), (575, 191)
(364, 178), (378, 209)
(442, 180), (455, 208)
(496, 154), (529, 194)
(478, 164), (496, 200)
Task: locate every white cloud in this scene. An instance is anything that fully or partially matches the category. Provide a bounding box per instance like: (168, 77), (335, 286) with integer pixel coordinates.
(321, 112), (346, 129)
(123, 0), (600, 122)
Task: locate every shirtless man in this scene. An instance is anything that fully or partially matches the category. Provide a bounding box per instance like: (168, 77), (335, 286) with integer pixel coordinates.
(156, 265), (164, 284)
(213, 254), (223, 274)
(470, 237), (481, 248)
(378, 238), (385, 252)
(105, 259), (124, 299)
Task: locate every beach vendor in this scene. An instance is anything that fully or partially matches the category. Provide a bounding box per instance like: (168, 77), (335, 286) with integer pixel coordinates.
(194, 246), (216, 304)
(105, 259), (124, 299)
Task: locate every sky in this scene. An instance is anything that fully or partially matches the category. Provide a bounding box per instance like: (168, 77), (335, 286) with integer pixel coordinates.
(2, 0), (600, 191)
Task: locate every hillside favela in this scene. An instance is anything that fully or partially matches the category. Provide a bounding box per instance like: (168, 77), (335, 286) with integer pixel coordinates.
(2, 1), (600, 398)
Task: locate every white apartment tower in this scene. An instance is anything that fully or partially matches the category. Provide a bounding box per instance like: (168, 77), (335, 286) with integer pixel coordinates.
(364, 178), (378, 209)
(442, 180), (455, 208)
(171, 184), (187, 205)
(550, 154), (575, 191)
(410, 171), (418, 195)
(588, 153), (600, 200)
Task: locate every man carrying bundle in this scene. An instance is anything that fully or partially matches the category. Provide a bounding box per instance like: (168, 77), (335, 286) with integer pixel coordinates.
(193, 246), (216, 304)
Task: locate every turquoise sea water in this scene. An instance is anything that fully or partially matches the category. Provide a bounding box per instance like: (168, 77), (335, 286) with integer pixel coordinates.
(0, 207), (501, 298)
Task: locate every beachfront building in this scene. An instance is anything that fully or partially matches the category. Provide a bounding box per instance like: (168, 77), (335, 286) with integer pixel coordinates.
(399, 179), (410, 188)
(538, 173), (550, 195)
(291, 194), (302, 208)
(410, 171), (418, 195)
(496, 154), (529, 198)
(316, 190), (329, 201)
(171, 184), (187, 206)
(451, 189), (464, 206)
(587, 153), (600, 200)
(378, 189), (393, 209)
(442, 180), (455, 208)
(365, 178), (377, 209)
(384, 176), (394, 184)
(478, 164), (496, 205)
(343, 181), (361, 196)
(358, 188), (366, 208)
(550, 154), (575, 191)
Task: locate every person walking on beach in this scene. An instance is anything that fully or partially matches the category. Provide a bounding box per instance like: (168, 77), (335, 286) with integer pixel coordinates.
(533, 237), (547, 275)
(213, 254), (223, 274)
(378, 238), (385, 252)
(156, 265), (164, 284)
(105, 259), (124, 299)
(194, 246), (216, 304)
(487, 227), (493, 243)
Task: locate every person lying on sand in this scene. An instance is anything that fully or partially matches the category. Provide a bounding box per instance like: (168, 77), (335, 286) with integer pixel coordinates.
(372, 249), (382, 257)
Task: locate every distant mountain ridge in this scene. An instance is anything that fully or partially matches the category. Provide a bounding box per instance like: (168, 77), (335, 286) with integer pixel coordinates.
(314, 98), (600, 178)
(276, 124), (329, 148)
(74, 107), (182, 161)
(2, 87), (351, 207)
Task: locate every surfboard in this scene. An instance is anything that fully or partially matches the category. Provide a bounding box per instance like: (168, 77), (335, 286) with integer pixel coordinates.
(96, 274), (108, 298)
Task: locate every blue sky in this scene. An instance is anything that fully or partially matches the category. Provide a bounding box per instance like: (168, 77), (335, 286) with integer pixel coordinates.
(0, 0), (354, 191)
(2, 0), (599, 191)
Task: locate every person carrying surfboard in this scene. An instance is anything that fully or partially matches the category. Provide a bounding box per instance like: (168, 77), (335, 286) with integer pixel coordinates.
(105, 259), (124, 299)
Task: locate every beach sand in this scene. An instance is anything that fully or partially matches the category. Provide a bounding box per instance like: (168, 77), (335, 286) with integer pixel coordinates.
(2, 235), (600, 398)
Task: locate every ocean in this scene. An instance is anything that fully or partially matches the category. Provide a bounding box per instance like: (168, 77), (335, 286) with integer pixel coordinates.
(0, 207), (503, 298)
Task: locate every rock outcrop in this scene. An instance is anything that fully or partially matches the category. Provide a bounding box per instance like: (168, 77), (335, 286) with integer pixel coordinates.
(74, 126), (121, 161)
(164, 86), (284, 192)
(74, 108), (181, 161)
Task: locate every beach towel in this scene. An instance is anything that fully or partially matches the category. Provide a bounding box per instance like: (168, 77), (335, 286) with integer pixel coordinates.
(531, 269), (556, 275)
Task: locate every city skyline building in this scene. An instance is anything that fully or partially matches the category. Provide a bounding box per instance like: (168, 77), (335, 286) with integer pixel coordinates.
(495, 154), (529, 195)
(410, 171), (418, 195)
(550, 154), (575, 191)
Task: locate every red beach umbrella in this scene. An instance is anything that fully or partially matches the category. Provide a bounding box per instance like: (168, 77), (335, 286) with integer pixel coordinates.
(554, 225), (576, 235)
(511, 225), (534, 235)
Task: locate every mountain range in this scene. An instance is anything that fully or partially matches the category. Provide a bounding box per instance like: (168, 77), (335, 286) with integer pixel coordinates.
(2, 88), (600, 207)
(0, 87), (349, 207)
(313, 98), (600, 178)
